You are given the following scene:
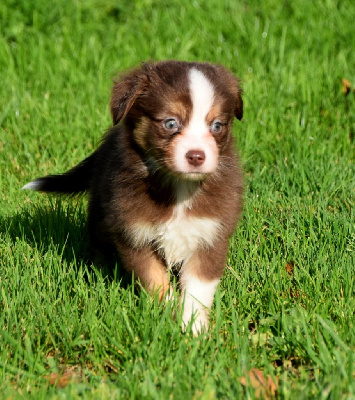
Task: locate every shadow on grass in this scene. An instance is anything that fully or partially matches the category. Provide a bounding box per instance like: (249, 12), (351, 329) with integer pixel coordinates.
(1, 199), (129, 285)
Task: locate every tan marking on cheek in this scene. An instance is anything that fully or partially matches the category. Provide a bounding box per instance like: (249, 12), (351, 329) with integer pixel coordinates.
(133, 116), (150, 150)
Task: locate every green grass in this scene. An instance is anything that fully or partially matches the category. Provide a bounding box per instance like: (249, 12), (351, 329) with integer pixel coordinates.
(1, 0), (354, 398)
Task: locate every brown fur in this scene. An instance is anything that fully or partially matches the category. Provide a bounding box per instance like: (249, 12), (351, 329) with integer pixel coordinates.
(24, 60), (244, 331)
(89, 61), (243, 282)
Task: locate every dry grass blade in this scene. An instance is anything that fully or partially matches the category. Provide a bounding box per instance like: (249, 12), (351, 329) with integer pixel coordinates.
(240, 368), (278, 399)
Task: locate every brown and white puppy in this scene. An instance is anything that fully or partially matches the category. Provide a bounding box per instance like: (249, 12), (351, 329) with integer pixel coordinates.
(23, 60), (244, 334)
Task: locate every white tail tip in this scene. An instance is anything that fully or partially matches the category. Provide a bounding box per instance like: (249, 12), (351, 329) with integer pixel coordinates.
(22, 180), (41, 190)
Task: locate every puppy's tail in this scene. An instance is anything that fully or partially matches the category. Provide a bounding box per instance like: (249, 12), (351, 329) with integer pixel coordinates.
(22, 153), (96, 194)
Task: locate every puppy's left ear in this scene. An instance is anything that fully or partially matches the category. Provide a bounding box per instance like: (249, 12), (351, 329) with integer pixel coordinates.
(110, 65), (150, 125)
(228, 73), (243, 121)
(234, 89), (243, 121)
(214, 65), (243, 121)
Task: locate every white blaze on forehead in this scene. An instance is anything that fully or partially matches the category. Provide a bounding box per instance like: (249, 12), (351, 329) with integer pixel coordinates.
(172, 67), (219, 175)
(188, 68), (215, 137)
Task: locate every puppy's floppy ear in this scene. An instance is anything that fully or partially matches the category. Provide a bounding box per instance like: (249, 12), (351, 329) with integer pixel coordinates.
(234, 89), (243, 121)
(226, 72), (243, 121)
(110, 65), (150, 125)
(214, 65), (243, 121)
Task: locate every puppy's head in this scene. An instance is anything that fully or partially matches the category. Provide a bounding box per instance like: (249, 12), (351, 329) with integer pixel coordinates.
(110, 61), (243, 180)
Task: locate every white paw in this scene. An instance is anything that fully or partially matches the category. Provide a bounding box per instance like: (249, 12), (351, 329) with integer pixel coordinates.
(182, 300), (209, 335)
(179, 274), (219, 335)
(183, 314), (209, 336)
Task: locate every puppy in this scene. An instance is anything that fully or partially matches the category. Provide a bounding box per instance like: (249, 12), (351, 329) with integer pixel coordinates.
(23, 60), (244, 334)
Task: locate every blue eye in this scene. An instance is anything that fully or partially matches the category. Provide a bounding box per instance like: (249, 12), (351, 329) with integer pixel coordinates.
(163, 118), (178, 130)
(211, 120), (223, 134)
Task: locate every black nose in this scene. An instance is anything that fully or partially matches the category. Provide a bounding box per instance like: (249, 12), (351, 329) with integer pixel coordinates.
(185, 150), (206, 167)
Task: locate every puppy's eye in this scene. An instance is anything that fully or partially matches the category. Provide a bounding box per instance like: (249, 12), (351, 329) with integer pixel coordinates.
(163, 118), (178, 131)
(210, 120), (223, 134)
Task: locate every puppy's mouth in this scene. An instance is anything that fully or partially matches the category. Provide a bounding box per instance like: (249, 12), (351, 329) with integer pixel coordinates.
(176, 171), (209, 181)
(145, 156), (211, 181)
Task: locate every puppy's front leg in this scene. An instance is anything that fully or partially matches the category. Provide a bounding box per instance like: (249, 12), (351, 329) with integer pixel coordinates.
(115, 243), (170, 301)
(180, 251), (224, 335)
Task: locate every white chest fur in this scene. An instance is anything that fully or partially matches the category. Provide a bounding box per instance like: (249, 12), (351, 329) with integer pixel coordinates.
(129, 211), (221, 267)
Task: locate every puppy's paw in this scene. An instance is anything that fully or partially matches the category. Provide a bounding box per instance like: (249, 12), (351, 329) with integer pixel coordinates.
(182, 307), (209, 336)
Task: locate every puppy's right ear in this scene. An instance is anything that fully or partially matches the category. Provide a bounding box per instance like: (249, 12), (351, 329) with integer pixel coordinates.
(110, 65), (150, 125)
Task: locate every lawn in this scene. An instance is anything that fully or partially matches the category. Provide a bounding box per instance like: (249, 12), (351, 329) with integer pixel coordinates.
(0, 0), (354, 398)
